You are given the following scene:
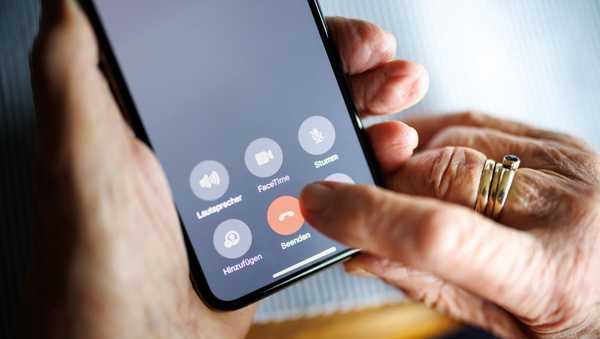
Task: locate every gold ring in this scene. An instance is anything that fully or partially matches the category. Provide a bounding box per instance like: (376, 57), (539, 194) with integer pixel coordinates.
(485, 162), (505, 218)
(475, 155), (521, 220)
(475, 159), (496, 214)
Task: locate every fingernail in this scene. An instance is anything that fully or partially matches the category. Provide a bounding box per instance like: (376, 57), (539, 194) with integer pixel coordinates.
(347, 267), (377, 278)
(301, 183), (334, 214)
(407, 126), (419, 149)
(383, 31), (397, 56)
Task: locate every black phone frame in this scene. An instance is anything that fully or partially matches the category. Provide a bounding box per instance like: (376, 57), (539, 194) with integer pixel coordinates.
(77, 0), (383, 310)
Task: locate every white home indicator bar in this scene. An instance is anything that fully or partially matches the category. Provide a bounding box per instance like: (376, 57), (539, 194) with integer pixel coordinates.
(272, 246), (337, 279)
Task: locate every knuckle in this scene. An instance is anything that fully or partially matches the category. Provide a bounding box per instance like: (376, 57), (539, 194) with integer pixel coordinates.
(429, 146), (455, 177)
(457, 110), (489, 126)
(429, 146), (456, 200)
(543, 145), (600, 183)
(531, 142), (568, 168)
(429, 147), (482, 203)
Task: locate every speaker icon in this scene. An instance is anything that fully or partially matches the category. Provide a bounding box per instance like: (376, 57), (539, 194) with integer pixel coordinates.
(190, 161), (229, 201)
(199, 171), (221, 189)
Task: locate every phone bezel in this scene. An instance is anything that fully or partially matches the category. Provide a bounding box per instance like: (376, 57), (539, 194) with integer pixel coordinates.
(78, 0), (383, 310)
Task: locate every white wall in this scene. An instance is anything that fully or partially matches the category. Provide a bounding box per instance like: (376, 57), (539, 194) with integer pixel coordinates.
(321, 0), (600, 148)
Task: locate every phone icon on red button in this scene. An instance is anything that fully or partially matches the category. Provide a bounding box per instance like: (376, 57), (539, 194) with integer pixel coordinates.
(278, 211), (296, 222)
(268, 196), (304, 236)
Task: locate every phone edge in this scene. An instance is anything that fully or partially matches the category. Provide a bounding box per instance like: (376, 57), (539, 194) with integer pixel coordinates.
(76, 0), (381, 311)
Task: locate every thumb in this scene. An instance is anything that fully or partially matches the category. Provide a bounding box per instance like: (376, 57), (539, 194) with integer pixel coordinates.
(300, 182), (550, 320)
(32, 0), (130, 162)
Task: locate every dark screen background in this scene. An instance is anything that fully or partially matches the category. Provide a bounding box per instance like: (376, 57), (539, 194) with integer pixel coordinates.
(95, 0), (375, 301)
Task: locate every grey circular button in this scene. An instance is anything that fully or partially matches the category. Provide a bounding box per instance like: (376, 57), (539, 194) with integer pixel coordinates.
(298, 116), (336, 155)
(190, 160), (230, 201)
(213, 219), (253, 259)
(245, 138), (283, 178)
(325, 173), (355, 184)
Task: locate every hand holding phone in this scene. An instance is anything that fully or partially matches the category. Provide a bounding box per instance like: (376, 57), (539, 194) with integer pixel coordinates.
(28, 3), (427, 337)
(75, 0), (427, 309)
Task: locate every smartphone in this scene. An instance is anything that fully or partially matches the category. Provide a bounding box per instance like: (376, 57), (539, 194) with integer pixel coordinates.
(80, 0), (380, 310)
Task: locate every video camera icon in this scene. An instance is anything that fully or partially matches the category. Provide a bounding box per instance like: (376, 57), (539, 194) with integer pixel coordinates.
(245, 138), (283, 178)
(255, 150), (275, 167)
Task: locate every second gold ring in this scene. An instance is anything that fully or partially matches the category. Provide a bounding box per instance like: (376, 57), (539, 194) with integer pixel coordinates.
(475, 155), (521, 220)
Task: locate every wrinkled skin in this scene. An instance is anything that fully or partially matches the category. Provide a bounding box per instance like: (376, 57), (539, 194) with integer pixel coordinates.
(27, 1), (600, 338)
(24, 1), (429, 339)
(301, 112), (600, 338)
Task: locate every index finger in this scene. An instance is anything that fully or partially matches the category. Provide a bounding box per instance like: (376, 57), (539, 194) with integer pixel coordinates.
(300, 182), (549, 320)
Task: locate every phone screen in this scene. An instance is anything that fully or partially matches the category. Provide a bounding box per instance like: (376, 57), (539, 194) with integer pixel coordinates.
(92, 0), (376, 305)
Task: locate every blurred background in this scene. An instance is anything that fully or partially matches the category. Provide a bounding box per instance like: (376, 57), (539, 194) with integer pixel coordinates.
(2, 1), (599, 338)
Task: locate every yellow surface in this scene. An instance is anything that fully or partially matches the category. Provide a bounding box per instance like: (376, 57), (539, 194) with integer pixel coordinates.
(247, 303), (459, 339)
